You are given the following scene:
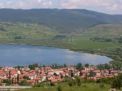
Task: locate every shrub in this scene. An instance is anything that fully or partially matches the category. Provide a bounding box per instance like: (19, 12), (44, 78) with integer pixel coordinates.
(99, 83), (105, 88)
(57, 86), (62, 91)
(75, 76), (82, 86)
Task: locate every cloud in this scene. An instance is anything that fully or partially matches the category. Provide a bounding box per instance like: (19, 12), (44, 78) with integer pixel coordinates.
(0, 0), (53, 9)
(60, 0), (122, 14)
(0, 0), (122, 14)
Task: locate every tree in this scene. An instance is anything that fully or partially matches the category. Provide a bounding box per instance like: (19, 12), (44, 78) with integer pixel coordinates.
(0, 67), (2, 70)
(88, 71), (96, 77)
(111, 78), (121, 90)
(76, 63), (83, 70)
(23, 76), (30, 80)
(85, 64), (89, 68)
(111, 74), (122, 89)
(97, 64), (111, 70)
(28, 64), (38, 70)
(97, 64), (105, 70)
(63, 64), (67, 67)
(3, 79), (11, 86)
(19, 80), (29, 86)
(104, 64), (111, 69)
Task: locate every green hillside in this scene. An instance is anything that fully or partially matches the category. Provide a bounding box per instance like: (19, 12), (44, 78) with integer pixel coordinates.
(0, 9), (122, 33)
(0, 22), (57, 39)
(86, 24), (122, 37)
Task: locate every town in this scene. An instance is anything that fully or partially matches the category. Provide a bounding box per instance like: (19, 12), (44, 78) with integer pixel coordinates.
(0, 63), (121, 86)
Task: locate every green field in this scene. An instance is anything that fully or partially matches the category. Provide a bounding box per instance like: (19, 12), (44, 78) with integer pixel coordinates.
(0, 22), (57, 39)
(0, 22), (121, 49)
(68, 36), (120, 50)
(19, 83), (110, 91)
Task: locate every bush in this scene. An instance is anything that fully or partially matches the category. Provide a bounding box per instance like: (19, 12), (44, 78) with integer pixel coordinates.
(33, 82), (50, 87)
(50, 82), (56, 86)
(57, 86), (62, 91)
(99, 83), (105, 88)
(96, 78), (113, 84)
(3, 79), (11, 86)
(19, 80), (29, 86)
(111, 73), (122, 89)
(111, 78), (121, 89)
(68, 79), (76, 87)
(75, 76), (82, 86)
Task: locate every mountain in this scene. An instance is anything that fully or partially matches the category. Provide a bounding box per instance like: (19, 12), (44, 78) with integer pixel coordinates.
(0, 9), (122, 33)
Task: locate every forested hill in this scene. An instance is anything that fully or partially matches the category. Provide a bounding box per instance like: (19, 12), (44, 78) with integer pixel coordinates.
(0, 9), (122, 33)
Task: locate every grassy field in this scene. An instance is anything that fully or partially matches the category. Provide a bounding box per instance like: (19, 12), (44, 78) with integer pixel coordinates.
(0, 22), (121, 50)
(68, 36), (120, 50)
(0, 22), (57, 39)
(19, 83), (110, 91)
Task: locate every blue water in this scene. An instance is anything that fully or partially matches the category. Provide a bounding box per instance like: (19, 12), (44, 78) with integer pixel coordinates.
(0, 44), (112, 66)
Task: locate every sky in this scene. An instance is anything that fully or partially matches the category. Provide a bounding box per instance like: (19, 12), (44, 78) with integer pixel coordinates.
(0, 0), (122, 14)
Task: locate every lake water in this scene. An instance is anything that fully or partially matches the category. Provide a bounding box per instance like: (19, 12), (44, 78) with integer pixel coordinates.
(0, 44), (112, 66)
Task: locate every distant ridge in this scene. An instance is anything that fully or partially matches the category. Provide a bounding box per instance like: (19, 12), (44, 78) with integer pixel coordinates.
(0, 9), (122, 33)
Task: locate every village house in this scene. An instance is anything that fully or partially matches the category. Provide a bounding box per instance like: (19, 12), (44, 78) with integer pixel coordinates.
(0, 65), (120, 86)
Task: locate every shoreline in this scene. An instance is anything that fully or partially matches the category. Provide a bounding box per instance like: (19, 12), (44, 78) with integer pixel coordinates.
(0, 42), (113, 66)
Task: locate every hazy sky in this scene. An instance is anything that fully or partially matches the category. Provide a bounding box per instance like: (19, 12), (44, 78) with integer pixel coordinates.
(0, 0), (122, 14)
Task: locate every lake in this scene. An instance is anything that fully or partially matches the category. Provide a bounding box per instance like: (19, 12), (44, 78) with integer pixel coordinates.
(0, 44), (112, 66)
